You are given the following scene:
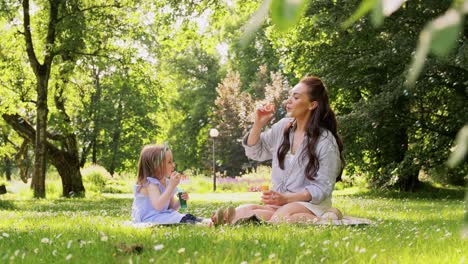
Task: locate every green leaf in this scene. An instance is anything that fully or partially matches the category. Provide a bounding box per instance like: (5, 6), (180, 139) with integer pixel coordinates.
(342, 0), (377, 28)
(382, 0), (407, 16)
(270, 0), (308, 32)
(405, 28), (431, 87)
(239, 0), (272, 48)
(371, 0), (384, 27)
(447, 125), (468, 168)
(406, 9), (462, 86)
(429, 9), (462, 57)
(345, 0), (407, 28)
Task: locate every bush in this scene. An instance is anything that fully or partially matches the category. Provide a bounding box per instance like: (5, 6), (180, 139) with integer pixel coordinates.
(177, 166), (272, 193)
(81, 165), (112, 193)
(103, 179), (133, 193)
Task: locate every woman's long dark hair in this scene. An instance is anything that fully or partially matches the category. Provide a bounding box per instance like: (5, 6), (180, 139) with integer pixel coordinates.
(277, 76), (345, 181)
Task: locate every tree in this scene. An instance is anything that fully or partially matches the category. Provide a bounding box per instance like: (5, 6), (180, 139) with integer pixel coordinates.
(0, 0), (138, 197)
(264, 0), (467, 190)
(213, 68), (287, 176)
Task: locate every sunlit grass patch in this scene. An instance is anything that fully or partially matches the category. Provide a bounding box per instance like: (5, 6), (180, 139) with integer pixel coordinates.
(0, 190), (466, 263)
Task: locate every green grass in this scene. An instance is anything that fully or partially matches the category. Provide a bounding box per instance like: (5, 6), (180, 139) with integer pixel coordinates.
(0, 189), (466, 263)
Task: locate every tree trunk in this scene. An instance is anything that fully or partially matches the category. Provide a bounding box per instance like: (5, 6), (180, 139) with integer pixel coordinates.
(48, 144), (85, 197)
(395, 127), (420, 192)
(4, 158), (12, 181)
(15, 139), (32, 183)
(91, 67), (102, 165)
(397, 168), (420, 192)
(22, 0), (60, 198)
(31, 72), (48, 198)
(109, 100), (123, 176)
(2, 113), (85, 197)
(79, 66), (102, 167)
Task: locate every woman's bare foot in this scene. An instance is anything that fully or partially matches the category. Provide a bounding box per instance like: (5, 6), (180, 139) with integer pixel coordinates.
(321, 208), (343, 220)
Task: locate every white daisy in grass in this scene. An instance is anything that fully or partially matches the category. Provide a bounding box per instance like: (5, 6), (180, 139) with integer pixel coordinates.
(100, 232), (108, 241)
(154, 244), (164, 251)
(178, 248), (185, 254)
(41, 238), (50, 244)
(66, 254), (72, 261)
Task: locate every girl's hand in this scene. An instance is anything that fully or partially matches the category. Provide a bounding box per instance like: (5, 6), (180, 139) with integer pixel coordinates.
(168, 172), (181, 189)
(261, 190), (287, 206)
(254, 104), (275, 127)
(180, 192), (189, 201)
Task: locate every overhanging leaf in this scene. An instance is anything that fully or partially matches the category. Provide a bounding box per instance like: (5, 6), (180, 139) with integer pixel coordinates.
(406, 8), (463, 86)
(382, 0), (407, 16)
(342, 0), (377, 28)
(405, 28), (431, 87)
(447, 125), (468, 168)
(239, 0), (272, 48)
(429, 9), (462, 57)
(271, 0), (308, 32)
(371, 0), (384, 27)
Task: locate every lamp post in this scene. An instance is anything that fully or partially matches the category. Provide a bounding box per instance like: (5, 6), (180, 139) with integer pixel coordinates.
(209, 128), (219, 192)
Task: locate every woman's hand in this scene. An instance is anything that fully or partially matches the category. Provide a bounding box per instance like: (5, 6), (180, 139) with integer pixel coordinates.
(180, 192), (189, 201)
(168, 172), (182, 189)
(254, 104), (275, 127)
(261, 190), (287, 206)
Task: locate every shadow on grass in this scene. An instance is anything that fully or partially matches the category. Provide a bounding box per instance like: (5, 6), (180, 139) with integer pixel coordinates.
(345, 182), (465, 200)
(0, 199), (16, 210)
(0, 198), (132, 214)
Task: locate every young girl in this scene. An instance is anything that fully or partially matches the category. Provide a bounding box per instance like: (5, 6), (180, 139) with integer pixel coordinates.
(131, 143), (209, 225)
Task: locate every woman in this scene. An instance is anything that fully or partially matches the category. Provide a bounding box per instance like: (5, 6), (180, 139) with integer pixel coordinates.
(221, 76), (345, 224)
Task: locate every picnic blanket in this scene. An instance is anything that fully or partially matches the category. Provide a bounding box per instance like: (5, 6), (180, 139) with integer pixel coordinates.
(123, 215), (373, 228)
(310, 215), (373, 226)
(233, 214), (373, 226)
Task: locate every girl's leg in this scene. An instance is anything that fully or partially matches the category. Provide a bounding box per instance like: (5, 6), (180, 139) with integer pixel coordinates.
(268, 203), (316, 224)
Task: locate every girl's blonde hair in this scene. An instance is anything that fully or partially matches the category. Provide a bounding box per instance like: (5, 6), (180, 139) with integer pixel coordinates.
(137, 143), (169, 184)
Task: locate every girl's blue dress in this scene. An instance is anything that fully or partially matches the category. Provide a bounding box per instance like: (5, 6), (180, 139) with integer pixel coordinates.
(131, 177), (185, 224)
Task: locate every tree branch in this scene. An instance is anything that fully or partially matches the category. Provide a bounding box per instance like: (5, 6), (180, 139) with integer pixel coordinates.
(57, 4), (123, 22)
(43, 0), (60, 67)
(2, 113), (62, 154)
(22, 0), (41, 75)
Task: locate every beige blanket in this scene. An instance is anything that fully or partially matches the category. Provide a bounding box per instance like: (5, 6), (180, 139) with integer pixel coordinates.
(124, 215), (373, 227)
(311, 216), (373, 225)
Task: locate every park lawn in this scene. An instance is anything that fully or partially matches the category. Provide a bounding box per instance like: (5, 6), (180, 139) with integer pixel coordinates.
(0, 190), (466, 263)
